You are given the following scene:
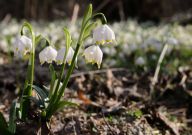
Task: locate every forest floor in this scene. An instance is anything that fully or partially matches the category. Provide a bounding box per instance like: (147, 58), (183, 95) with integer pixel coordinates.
(0, 61), (192, 135)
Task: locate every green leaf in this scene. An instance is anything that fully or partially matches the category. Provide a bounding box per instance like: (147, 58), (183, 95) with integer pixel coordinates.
(63, 27), (72, 51)
(82, 4), (92, 27)
(49, 65), (57, 98)
(0, 113), (11, 135)
(0, 111), (8, 129)
(83, 22), (97, 40)
(49, 101), (78, 117)
(8, 101), (17, 134)
(35, 35), (42, 47)
(31, 85), (49, 100)
(55, 101), (78, 112)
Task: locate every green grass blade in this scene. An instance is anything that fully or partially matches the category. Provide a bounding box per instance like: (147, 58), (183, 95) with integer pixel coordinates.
(8, 101), (17, 134)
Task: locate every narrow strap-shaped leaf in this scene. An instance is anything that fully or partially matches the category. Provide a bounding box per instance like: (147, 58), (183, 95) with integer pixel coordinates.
(83, 22), (97, 40)
(32, 85), (49, 100)
(0, 111), (8, 128)
(82, 4), (92, 27)
(63, 27), (72, 51)
(35, 34), (42, 47)
(8, 101), (17, 134)
(51, 101), (78, 115)
(0, 113), (11, 135)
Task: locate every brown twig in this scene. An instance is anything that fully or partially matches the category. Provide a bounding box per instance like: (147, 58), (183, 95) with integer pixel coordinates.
(70, 68), (128, 78)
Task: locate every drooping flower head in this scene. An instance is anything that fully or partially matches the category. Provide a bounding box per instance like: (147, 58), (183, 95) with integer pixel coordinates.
(56, 47), (74, 65)
(39, 46), (57, 65)
(83, 45), (103, 68)
(93, 24), (115, 45)
(135, 56), (146, 66)
(13, 35), (32, 57)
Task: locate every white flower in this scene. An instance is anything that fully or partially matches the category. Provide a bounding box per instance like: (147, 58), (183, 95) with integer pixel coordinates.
(13, 35), (32, 57)
(142, 37), (162, 52)
(56, 47), (74, 65)
(135, 57), (145, 66)
(93, 24), (115, 45)
(83, 45), (103, 68)
(167, 37), (178, 45)
(39, 46), (57, 65)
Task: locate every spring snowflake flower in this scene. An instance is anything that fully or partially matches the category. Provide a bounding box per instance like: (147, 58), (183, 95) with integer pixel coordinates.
(135, 57), (146, 66)
(93, 24), (115, 45)
(167, 37), (178, 45)
(13, 35), (32, 57)
(56, 47), (74, 65)
(83, 45), (103, 68)
(39, 46), (57, 65)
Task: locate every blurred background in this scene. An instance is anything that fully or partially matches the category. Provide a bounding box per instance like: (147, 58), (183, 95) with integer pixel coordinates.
(0, 0), (192, 23)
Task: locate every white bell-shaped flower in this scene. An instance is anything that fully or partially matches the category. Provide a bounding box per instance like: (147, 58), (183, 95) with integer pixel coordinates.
(104, 25), (116, 44)
(93, 24), (115, 45)
(13, 35), (32, 57)
(83, 45), (103, 68)
(39, 46), (57, 65)
(56, 47), (74, 65)
(135, 57), (146, 66)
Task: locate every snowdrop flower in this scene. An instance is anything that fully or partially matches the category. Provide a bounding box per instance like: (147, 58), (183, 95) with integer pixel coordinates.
(93, 24), (115, 45)
(166, 37), (178, 46)
(135, 57), (145, 66)
(39, 46), (57, 65)
(13, 35), (32, 57)
(56, 47), (74, 65)
(83, 45), (103, 68)
(142, 37), (162, 52)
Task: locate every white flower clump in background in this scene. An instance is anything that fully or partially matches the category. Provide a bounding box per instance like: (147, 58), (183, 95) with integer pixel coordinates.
(166, 37), (179, 46)
(5, 20), (192, 68)
(135, 56), (146, 66)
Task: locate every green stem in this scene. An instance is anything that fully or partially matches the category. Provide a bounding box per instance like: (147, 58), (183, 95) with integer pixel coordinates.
(46, 10), (108, 119)
(46, 60), (67, 112)
(20, 22), (36, 120)
(46, 43), (81, 119)
(28, 36), (36, 96)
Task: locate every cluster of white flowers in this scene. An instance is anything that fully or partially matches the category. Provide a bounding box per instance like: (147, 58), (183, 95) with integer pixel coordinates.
(38, 46), (75, 65)
(13, 35), (32, 57)
(37, 24), (115, 68)
(83, 24), (115, 68)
